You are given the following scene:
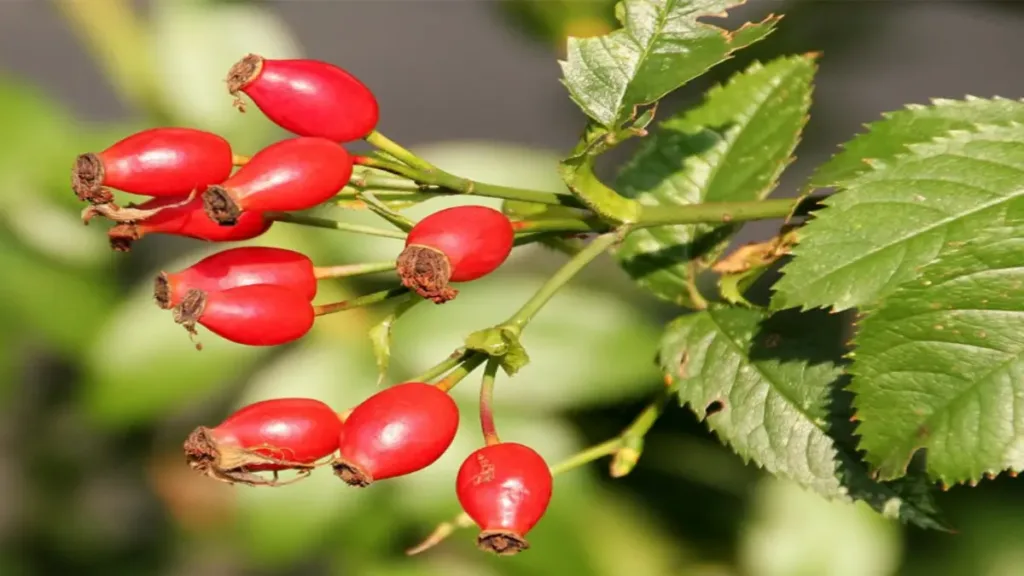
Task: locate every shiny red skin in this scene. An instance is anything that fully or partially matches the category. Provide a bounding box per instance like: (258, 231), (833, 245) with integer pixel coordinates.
(405, 206), (514, 282)
(217, 137), (353, 213)
(337, 382), (459, 481)
(163, 247), (316, 308)
(97, 127), (233, 197)
(133, 194), (272, 242)
(456, 443), (553, 537)
(240, 58), (379, 142)
(196, 284), (314, 346)
(211, 398), (343, 471)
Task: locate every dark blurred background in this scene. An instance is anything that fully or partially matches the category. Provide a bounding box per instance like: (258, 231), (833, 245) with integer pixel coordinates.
(1, 1), (1023, 575)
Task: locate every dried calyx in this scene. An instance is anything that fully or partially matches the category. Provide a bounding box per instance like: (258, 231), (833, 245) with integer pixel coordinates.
(71, 153), (113, 204)
(202, 186), (243, 225)
(396, 245), (457, 303)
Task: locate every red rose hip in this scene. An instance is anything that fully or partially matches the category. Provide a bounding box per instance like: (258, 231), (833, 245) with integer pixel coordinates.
(184, 398), (343, 485)
(170, 284), (314, 347)
(456, 442), (553, 555)
(72, 127), (233, 205)
(396, 205), (514, 303)
(106, 194), (272, 252)
(332, 382), (459, 487)
(202, 137), (352, 225)
(227, 54), (379, 142)
(155, 246), (317, 309)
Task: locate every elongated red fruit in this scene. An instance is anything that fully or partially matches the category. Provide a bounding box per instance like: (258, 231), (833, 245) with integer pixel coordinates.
(155, 247), (317, 310)
(184, 398), (343, 485)
(72, 127), (233, 205)
(456, 442), (553, 555)
(226, 54), (379, 143)
(170, 284), (314, 347)
(396, 205), (514, 303)
(202, 137), (352, 225)
(332, 382), (459, 487)
(106, 194), (272, 252)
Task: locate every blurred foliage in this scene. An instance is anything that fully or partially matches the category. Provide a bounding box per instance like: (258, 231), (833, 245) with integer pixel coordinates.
(0, 1), (1020, 576)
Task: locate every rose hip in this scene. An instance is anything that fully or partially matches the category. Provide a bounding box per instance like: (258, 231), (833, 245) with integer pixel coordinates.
(396, 205), (514, 303)
(155, 247), (317, 309)
(202, 137), (352, 225)
(226, 54), (379, 142)
(184, 398), (343, 485)
(72, 127), (233, 205)
(106, 194), (272, 252)
(456, 442), (553, 555)
(169, 284), (314, 347)
(332, 382), (459, 487)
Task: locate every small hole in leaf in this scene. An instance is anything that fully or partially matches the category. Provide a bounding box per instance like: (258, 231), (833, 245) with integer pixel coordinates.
(706, 400), (724, 416)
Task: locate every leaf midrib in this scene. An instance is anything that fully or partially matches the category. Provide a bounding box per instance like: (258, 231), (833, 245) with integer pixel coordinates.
(612, 0), (678, 125)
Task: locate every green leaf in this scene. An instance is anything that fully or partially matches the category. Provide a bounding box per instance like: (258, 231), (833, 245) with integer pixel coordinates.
(660, 306), (947, 529)
(811, 96), (1024, 188)
(559, 0), (779, 130)
(849, 223), (1024, 484)
(614, 55), (816, 305)
(773, 122), (1024, 312)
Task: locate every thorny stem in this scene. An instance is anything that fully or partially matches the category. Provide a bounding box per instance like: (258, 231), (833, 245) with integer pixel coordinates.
(410, 348), (469, 384)
(479, 358), (501, 446)
(266, 211), (408, 240)
(313, 287), (411, 316)
(506, 232), (622, 330)
(434, 353), (486, 393)
(312, 261), (397, 280)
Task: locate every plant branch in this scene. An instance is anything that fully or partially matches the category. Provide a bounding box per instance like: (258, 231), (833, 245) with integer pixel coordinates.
(313, 286), (410, 316)
(312, 261), (397, 280)
(479, 358), (501, 446)
(410, 348), (469, 384)
(266, 211), (408, 239)
(506, 232), (622, 330)
(434, 352), (486, 393)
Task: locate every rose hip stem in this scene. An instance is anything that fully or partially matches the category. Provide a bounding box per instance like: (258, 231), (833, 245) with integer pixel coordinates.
(434, 353), (487, 393)
(232, 154), (250, 166)
(409, 348), (470, 384)
(312, 261), (397, 280)
(312, 286), (411, 316)
(266, 211), (408, 240)
(405, 387), (673, 556)
(479, 358), (501, 446)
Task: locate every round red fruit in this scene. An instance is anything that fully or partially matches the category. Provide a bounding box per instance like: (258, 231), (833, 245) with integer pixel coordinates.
(202, 137), (352, 225)
(396, 205), (514, 303)
(332, 382), (459, 487)
(106, 194), (271, 252)
(155, 246), (317, 310)
(184, 398), (343, 485)
(170, 284), (314, 347)
(456, 442), (553, 556)
(227, 54), (379, 143)
(72, 127), (233, 205)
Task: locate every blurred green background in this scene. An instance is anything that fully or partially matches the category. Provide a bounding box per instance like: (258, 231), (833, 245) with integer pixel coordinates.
(1, 1), (1023, 575)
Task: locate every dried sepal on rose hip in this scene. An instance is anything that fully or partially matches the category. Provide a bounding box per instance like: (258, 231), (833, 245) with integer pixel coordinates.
(202, 137), (353, 225)
(456, 442), (553, 555)
(72, 127), (234, 205)
(168, 284), (315, 348)
(155, 246), (317, 309)
(226, 54), (379, 143)
(397, 206), (515, 303)
(103, 194), (272, 252)
(184, 398), (343, 486)
(331, 382), (459, 487)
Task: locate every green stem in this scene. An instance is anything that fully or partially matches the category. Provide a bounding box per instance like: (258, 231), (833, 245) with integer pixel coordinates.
(479, 358), (501, 446)
(434, 353), (486, 393)
(549, 439), (623, 475)
(356, 192), (417, 231)
(635, 198), (801, 228)
(506, 232), (621, 330)
(365, 130), (438, 173)
(267, 212), (407, 240)
(312, 261), (397, 280)
(512, 218), (600, 234)
(54, 0), (164, 117)
(313, 287), (410, 316)
(410, 348), (469, 384)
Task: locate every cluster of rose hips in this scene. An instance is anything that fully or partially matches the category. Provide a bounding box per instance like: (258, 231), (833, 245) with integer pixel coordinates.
(70, 54), (552, 555)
